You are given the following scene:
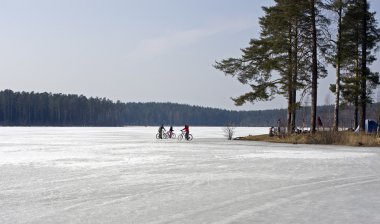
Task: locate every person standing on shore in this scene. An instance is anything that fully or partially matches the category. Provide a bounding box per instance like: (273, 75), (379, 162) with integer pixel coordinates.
(317, 116), (323, 131)
(277, 119), (281, 134)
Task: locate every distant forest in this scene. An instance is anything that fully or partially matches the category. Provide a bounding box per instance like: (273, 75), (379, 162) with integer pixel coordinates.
(0, 89), (379, 127)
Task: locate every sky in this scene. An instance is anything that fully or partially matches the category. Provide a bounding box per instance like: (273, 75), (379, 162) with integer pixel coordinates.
(0, 0), (379, 111)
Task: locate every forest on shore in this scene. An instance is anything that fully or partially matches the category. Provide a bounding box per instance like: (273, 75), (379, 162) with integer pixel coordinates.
(1, 89), (379, 127)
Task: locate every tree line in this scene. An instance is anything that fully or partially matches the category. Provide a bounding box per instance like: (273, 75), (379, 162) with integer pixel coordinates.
(0, 89), (285, 126)
(1, 89), (379, 127)
(214, 0), (380, 133)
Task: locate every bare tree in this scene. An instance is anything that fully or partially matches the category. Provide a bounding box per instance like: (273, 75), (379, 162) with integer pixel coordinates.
(223, 125), (236, 140)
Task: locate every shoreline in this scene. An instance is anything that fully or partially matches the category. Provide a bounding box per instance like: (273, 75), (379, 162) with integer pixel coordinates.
(236, 131), (380, 147)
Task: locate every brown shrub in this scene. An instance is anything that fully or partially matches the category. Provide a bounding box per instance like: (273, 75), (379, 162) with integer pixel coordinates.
(242, 131), (380, 147)
(302, 131), (379, 146)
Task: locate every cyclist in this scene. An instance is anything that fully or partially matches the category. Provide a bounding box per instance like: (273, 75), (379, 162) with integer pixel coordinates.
(158, 124), (166, 139)
(181, 124), (190, 140)
(168, 126), (174, 138)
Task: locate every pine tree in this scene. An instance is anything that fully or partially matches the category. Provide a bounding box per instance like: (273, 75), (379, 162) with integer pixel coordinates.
(215, 0), (328, 133)
(335, 0), (380, 129)
(325, 0), (347, 131)
(214, 1), (293, 131)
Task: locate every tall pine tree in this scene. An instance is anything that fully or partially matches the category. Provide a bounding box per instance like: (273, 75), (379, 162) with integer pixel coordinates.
(335, 0), (380, 129)
(215, 0), (328, 133)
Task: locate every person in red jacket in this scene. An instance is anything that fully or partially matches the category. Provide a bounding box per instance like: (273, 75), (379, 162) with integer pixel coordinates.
(181, 124), (190, 140)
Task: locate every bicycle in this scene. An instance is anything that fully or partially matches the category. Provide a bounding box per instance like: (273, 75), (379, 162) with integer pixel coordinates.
(177, 130), (193, 141)
(156, 131), (168, 139)
(166, 130), (176, 139)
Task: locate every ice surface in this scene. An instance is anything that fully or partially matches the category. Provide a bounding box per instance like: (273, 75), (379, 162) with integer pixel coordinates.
(0, 127), (380, 224)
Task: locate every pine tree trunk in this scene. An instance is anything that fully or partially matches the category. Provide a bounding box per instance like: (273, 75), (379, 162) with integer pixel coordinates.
(310, 0), (318, 134)
(287, 25), (293, 134)
(360, 0), (367, 131)
(287, 92), (292, 133)
(334, 1), (343, 132)
(291, 22), (298, 133)
(354, 28), (360, 129)
(354, 97), (359, 129)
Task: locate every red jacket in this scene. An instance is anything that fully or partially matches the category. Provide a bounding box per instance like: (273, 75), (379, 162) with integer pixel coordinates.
(182, 126), (189, 133)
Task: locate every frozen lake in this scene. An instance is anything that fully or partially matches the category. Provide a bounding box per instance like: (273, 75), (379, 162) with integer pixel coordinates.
(1, 127), (380, 224)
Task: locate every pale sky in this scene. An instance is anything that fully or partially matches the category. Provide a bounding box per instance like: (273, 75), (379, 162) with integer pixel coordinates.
(0, 0), (379, 110)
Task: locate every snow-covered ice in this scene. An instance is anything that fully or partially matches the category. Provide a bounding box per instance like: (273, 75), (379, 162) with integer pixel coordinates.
(0, 127), (379, 224)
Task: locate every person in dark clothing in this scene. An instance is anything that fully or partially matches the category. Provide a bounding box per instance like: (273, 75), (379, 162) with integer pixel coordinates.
(269, 127), (274, 137)
(158, 124), (166, 139)
(317, 116), (323, 131)
(168, 126), (174, 138)
(181, 124), (190, 140)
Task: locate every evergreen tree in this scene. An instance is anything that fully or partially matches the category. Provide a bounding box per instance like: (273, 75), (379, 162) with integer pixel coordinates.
(325, 0), (347, 131)
(334, 0), (380, 129)
(215, 0), (328, 133)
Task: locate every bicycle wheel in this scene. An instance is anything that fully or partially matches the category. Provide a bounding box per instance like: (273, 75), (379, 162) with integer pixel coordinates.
(187, 134), (193, 141)
(178, 134), (183, 141)
(156, 133), (160, 139)
(162, 133), (168, 139)
(170, 133), (176, 139)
